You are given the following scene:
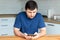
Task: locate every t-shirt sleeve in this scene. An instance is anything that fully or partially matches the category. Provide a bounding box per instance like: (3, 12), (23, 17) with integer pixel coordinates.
(38, 14), (46, 28)
(14, 14), (21, 29)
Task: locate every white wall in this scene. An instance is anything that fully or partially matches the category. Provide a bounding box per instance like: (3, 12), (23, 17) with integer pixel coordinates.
(0, 0), (23, 14)
(34, 0), (60, 18)
(0, 0), (60, 17)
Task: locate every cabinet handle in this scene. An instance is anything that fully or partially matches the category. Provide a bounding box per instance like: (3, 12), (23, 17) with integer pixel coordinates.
(1, 19), (8, 21)
(47, 24), (55, 26)
(1, 25), (8, 26)
(1, 34), (8, 36)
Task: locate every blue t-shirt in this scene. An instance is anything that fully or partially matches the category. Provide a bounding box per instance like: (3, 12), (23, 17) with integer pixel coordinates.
(14, 11), (45, 34)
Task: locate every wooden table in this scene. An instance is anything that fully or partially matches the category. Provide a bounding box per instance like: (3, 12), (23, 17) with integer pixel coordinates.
(0, 35), (60, 40)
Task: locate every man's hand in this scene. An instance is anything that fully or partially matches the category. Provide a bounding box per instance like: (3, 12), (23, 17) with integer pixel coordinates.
(32, 34), (39, 40)
(32, 27), (46, 40)
(24, 35), (32, 40)
(32, 32), (39, 40)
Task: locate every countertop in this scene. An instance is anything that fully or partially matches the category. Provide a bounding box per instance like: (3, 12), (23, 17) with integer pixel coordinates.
(0, 14), (60, 24)
(44, 17), (60, 24)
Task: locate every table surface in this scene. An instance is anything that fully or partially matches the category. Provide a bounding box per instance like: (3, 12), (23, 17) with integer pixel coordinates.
(0, 35), (60, 40)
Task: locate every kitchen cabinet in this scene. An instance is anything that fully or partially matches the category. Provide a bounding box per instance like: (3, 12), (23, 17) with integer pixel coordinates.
(0, 17), (15, 36)
(45, 22), (60, 35)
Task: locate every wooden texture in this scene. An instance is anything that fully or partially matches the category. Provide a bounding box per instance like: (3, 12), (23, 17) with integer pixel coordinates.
(44, 17), (60, 24)
(0, 35), (60, 40)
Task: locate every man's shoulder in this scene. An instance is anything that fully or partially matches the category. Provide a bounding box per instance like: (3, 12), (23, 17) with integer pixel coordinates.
(16, 11), (26, 17)
(18, 11), (26, 15)
(36, 12), (43, 19)
(36, 12), (42, 16)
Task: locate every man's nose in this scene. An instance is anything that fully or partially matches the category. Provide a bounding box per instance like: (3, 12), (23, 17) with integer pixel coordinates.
(31, 13), (33, 16)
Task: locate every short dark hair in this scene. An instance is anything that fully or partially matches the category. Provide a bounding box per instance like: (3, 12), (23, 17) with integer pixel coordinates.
(25, 0), (38, 10)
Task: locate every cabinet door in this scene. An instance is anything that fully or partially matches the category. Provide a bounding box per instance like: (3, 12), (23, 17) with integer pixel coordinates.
(0, 17), (15, 27)
(0, 27), (14, 36)
(0, 18), (15, 23)
(45, 22), (60, 35)
(0, 17), (15, 36)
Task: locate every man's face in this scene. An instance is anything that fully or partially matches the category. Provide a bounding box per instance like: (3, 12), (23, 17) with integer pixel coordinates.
(26, 8), (37, 19)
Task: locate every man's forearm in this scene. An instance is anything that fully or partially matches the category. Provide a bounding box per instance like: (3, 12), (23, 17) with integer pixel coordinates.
(14, 28), (26, 38)
(37, 32), (46, 37)
(37, 28), (46, 38)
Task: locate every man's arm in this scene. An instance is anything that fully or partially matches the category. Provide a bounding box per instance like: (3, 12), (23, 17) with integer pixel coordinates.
(14, 27), (32, 40)
(14, 27), (26, 38)
(38, 27), (46, 37)
(32, 27), (46, 39)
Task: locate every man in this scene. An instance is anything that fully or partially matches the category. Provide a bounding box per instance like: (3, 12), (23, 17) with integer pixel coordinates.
(14, 0), (46, 40)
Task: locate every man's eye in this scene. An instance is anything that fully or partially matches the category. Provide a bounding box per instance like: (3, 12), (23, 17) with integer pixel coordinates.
(29, 12), (31, 13)
(33, 12), (35, 13)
